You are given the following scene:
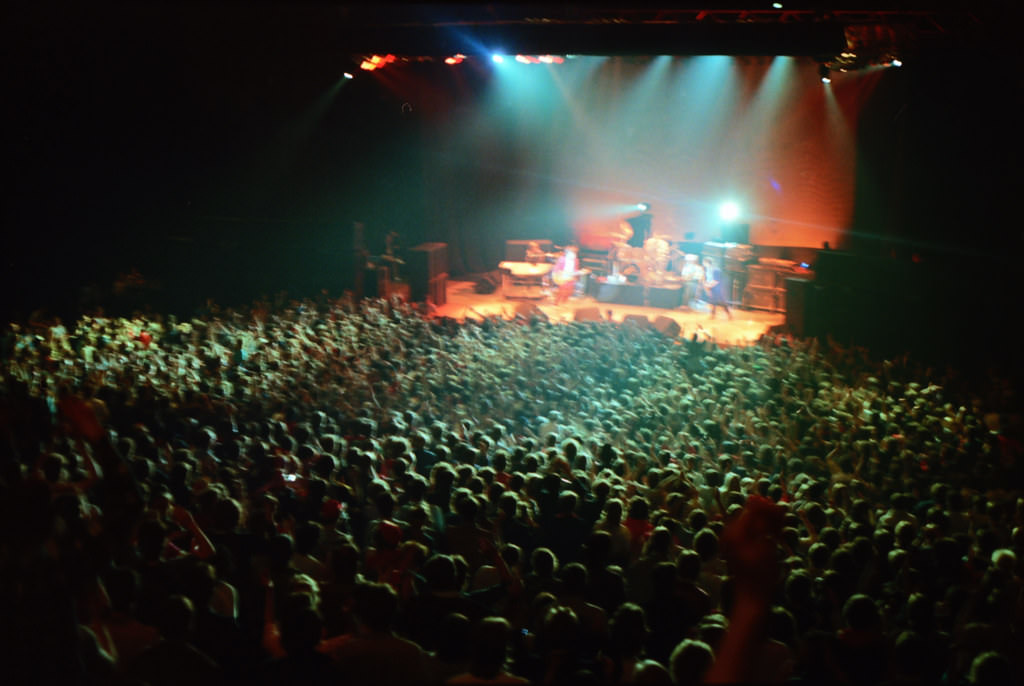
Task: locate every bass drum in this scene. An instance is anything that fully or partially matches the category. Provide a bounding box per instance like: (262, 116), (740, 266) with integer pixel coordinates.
(644, 237), (670, 273)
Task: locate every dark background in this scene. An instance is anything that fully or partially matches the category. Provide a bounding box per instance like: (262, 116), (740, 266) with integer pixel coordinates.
(4, 2), (1023, 332)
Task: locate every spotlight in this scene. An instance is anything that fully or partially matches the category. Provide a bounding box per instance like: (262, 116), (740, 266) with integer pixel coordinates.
(515, 55), (530, 64)
(491, 54), (505, 64)
(891, 58), (903, 67)
(772, 2), (783, 8)
(343, 72), (354, 80)
(359, 54), (396, 72)
(718, 201), (741, 222)
(637, 202), (650, 212)
(819, 64), (831, 83)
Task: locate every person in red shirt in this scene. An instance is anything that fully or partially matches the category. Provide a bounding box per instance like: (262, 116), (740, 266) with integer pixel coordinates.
(623, 496), (654, 562)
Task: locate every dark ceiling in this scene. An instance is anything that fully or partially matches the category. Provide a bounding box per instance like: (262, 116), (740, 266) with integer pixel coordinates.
(323, 2), (1000, 59)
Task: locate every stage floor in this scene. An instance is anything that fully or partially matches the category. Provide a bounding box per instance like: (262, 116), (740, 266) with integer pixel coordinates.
(432, 280), (785, 345)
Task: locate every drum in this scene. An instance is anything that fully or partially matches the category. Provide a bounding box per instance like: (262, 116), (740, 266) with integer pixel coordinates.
(644, 237), (670, 274)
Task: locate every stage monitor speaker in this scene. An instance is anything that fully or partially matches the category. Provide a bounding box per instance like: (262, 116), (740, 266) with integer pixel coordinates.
(653, 315), (681, 338)
(573, 306), (604, 322)
(514, 302), (541, 319)
(623, 314), (653, 328)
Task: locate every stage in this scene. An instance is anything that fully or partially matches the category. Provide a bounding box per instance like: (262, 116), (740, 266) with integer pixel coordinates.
(430, 279), (785, 346)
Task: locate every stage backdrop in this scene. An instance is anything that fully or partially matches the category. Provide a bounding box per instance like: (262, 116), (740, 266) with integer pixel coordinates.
(372, 55), (884, 273)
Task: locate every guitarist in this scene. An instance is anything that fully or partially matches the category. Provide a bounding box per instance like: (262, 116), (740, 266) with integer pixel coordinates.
(552, 242), (582, 305)
(702, 256), (732, 320)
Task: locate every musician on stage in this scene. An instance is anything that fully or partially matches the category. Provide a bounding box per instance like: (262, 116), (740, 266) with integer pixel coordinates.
(680, 254), (704, 310)
(552, 242), (581, 305)
(525, 241), (547, 264)
(702, 257), (732, 320)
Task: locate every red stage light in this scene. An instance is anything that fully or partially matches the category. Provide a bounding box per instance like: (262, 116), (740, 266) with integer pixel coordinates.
(360, 55), (397, 72)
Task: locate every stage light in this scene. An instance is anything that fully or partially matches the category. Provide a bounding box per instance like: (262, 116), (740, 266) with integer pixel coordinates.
(891, 58), (903, 67)
(637, 202), (650, 211)
(444, 54), (466, 65)
(819, 64), (831, 83)
(772, 2), (783, 8)
(515, 55), (530, 64)
(491, 54), (505, 63)
(539, 55), (554, 64)
(718, 201), (741, 222)
(343, 72), (354, 79)
(359, 54), (396, 72)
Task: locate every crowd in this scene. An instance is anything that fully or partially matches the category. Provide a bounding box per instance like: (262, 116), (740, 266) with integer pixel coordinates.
(0, 292), (1021, 686)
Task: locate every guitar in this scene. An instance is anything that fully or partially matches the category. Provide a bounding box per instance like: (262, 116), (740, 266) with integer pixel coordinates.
(551, 269), (586, 286)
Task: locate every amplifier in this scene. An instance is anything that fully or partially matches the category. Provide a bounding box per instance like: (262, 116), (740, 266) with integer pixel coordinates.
(407, 243), (449, 282)
(746, 265), (778, 289)
(743, 285), (783, 312)
(428, 273), (448, 307)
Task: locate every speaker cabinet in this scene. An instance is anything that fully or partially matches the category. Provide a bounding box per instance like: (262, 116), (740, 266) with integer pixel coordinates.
(785, 278), (816, 338)
(653, 316), (681, 338)
(407, 243), (448, 302)
(428, 273), (448, 307)
(623, 314), (653, 328)
(573, 306), (604, 322)
(407, 243), (448, 281)
(742, 285), (782, 312)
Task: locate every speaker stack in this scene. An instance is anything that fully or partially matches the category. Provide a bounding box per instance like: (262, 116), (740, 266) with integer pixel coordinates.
(407, 243), (449, 306)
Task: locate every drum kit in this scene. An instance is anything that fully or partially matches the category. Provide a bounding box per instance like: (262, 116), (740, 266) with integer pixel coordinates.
(609, 233), (682, 285)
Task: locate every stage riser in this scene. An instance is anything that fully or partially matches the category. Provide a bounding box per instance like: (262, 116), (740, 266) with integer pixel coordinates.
(585, 281), (683, 309)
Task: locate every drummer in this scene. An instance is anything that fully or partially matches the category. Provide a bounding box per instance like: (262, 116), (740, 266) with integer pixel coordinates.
(525, 241), (547, 264)
(644, 234), (670, 277)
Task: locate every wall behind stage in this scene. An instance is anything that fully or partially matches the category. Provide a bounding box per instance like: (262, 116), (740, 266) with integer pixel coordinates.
(407, 55), (879, 264)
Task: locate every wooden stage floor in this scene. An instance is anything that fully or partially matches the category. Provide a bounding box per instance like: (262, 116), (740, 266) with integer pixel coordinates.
(432, 280), (786, 346)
